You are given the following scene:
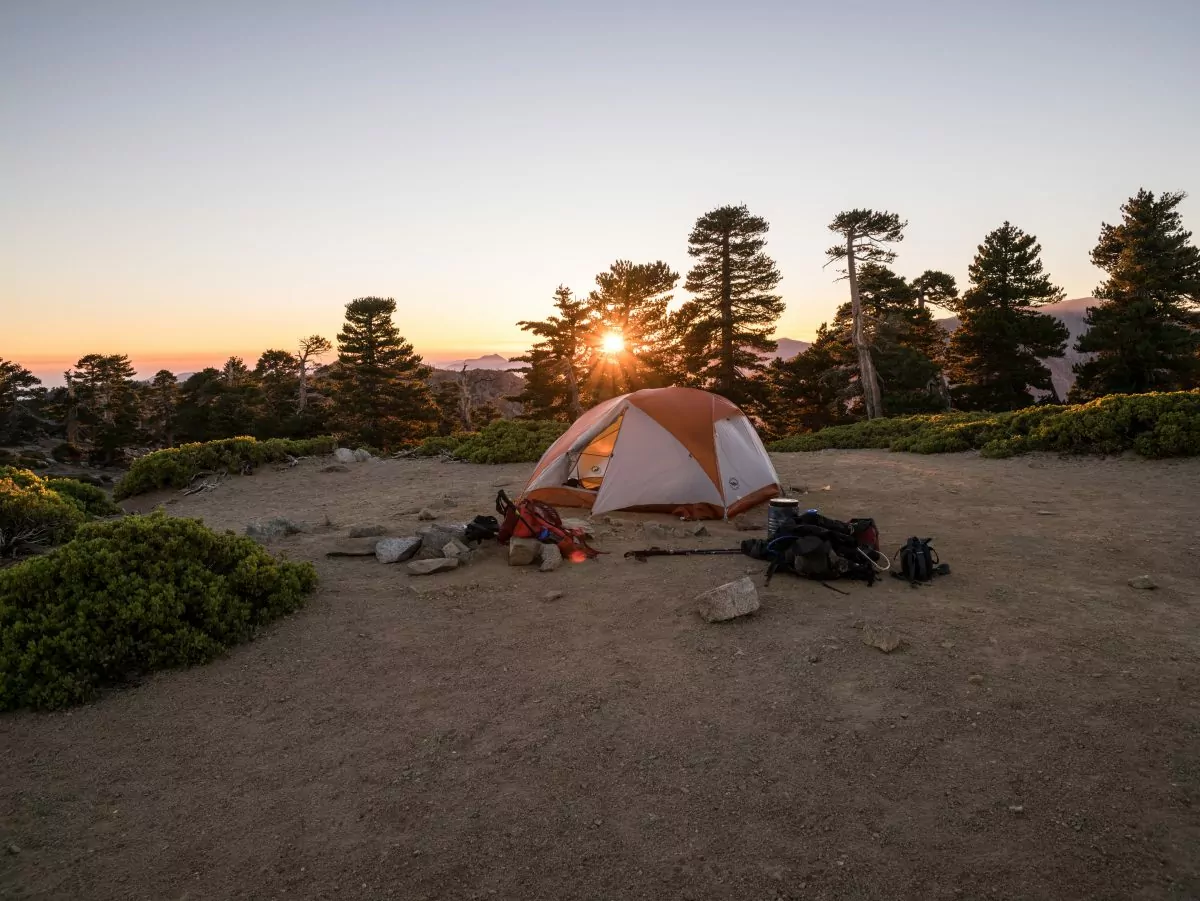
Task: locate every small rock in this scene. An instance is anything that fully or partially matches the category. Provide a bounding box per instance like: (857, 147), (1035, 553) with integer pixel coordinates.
(643, 521), (681, 540)
(1128, 575), (1157, 590)
(245, 517), (304, 540)
(348, 524), (386, 538)
(561, 517), (595, 536)
(1036, 510), (1056, 516)
(732, 515), (762, 532)
(325, 538), (383, 557)
(353, 448), (373, 463)
(543, 590), (564, 602)
(968, 674), (985, 684)
(6, 844), (19, 855)
(508, 537), (542, 566)
(439, 496), (457, 508)
(861, 623), (903, 653)
(808, 655), (820, 664)
(690, 523), (709, 537)
(320, 463), (350, 473)
(375, 537), (421, 564)
(407, 558), (460, 576)
(539, 543), (563, 572)
(415, 524), (466, 558)
(442, 538), (472, 562)
(417, 508), (438, 521)
(333, 447), (356, 463)
(1008, 804), (1025, 815)
(696, 577), (760, 623)
(492, 478), (514, 487)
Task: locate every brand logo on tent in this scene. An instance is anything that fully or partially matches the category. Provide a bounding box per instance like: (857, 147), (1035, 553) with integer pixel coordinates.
(728, 477), (740, 490)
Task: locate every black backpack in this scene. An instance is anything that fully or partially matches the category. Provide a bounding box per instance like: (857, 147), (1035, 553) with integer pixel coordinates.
(892, 537), (950, 586)
(743, 514), (881, 586)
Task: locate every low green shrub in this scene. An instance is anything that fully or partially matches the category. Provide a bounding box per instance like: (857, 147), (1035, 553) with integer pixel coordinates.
(51, 442), (83, 463)
(768, 391), (1200, 459)
(451, 419), (567, 464)
(412, 433), (477, 457)
(45, 477), (121, 517)
(0, 470), (86, 557)
(115, 436), (337, 499)
(0, 512), (318, 710)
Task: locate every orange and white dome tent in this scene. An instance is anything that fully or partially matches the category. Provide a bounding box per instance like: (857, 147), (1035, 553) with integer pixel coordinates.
(520, 387), (781, 520)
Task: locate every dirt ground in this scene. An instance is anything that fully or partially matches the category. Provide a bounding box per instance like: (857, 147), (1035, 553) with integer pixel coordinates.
(2, 450), (1199, 900)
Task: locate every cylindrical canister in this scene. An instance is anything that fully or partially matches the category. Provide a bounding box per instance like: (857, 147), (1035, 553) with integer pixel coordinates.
(767, 498), (801, 540)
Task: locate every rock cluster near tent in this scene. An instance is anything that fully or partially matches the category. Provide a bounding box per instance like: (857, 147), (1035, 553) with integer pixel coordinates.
(507, 537), (563, 571)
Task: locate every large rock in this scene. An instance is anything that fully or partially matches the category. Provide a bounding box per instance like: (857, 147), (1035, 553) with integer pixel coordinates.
(334, 448), (356, 464)
(416, 524), (466, 558)
(539, 543), (563, 572)
(376, 537), (421, 564)
(246, 518), (305, 541)
(407, 557), (460, 576)
(508, 537), (542, 566)
(348, 524), (386, 538)
(696, 577), (760, 623)
(353, 448), (373, 463)
(442, 538), (472, 562)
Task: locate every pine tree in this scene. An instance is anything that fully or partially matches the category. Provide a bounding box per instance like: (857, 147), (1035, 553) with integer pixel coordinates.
(175, 369), (225, 442)
(332, 297), (436, 449)
(511, 286), (593, 420)
(65, 354), (142, 462)
(945, 222), (1068, 410)
(586, 260), (679, 398)
(912, 270), (960, 313)
(0, 359), (42, 444)
(144, 370), (180, 446)
(825, 209), (907, 419)
(297, 334), (332, 412)
(1072, 189), (1200, 399)
(255, 349), (299, 433)
(677, 205), (783, 406)
(762, 330), (853, 437)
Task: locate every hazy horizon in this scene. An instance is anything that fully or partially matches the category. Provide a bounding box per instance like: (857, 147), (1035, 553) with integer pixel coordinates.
(4, 1), (1198, 384)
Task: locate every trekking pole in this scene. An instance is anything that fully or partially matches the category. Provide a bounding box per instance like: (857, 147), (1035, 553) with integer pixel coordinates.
(624, 547), (744, 562)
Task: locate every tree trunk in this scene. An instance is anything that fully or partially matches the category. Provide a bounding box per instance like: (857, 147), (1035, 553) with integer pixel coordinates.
(847, 235), (884, 419)
(563, 358), (583, 419)
(719, 230), (734, 395)
(66, 383), (79, 446)
(457, 368), (473, 431)
(297, 358), (309, 412)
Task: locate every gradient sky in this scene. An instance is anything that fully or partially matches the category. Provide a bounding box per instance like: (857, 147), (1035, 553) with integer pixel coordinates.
(3, 0), (1199, 384)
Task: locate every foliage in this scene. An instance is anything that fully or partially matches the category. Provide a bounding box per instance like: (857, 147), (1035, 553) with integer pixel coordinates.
(412, 433), (477, 456)
(144, 370), (180, 447)
(0, 512), (318, 710)
(769, 391), (1200, 459)
(450, 419), (567, 464)
(65, 353), (142, 463)
(945, 222), (1069, 411)
(585, 260), (679, 399)
(0, 469), (87, 557)
(114, 436), (337, 499)
(51, 441), (83, 463)
(1072, 189), (1200, 400)
(297, 334), (333, 414)
(825, 209), (908, 419)
(45, 477), (121, 517)
(331, 297), (437, 449)
(511, 286), (592, 420)
(0, 359), (43, 445)
(674, 204), (783, 406)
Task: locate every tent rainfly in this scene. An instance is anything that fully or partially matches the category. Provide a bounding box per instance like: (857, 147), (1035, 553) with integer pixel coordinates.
(519, 387), (781, 520)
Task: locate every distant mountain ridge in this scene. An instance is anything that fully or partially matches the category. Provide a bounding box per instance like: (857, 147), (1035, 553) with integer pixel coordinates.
(429, 353), (523, 372)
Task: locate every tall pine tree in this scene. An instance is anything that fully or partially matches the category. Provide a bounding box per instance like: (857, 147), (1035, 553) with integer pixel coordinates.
(585, 260), (678, 398)
(65, 354), (142, 462)
(1072, 189), (1200, 399)
(255, 349), (299, 434)
(0, 359), (42, 444)
(676, 204), (783, 405)
(945, 222), (1068, 410)
(332, 297), (436, 449)
(144, 369), (180, 447)
(825, 210), (907, 419)
(511, 285), (593, 420)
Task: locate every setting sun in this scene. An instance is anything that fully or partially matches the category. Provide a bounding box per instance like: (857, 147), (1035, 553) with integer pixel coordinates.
(601, 332), (625, 355)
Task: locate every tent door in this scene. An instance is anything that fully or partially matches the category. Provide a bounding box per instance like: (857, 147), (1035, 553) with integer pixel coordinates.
(569, 414), (623, 489)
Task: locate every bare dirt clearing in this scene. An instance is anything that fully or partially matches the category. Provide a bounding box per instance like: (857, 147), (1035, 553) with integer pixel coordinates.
(3, 451), (1199, 900)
